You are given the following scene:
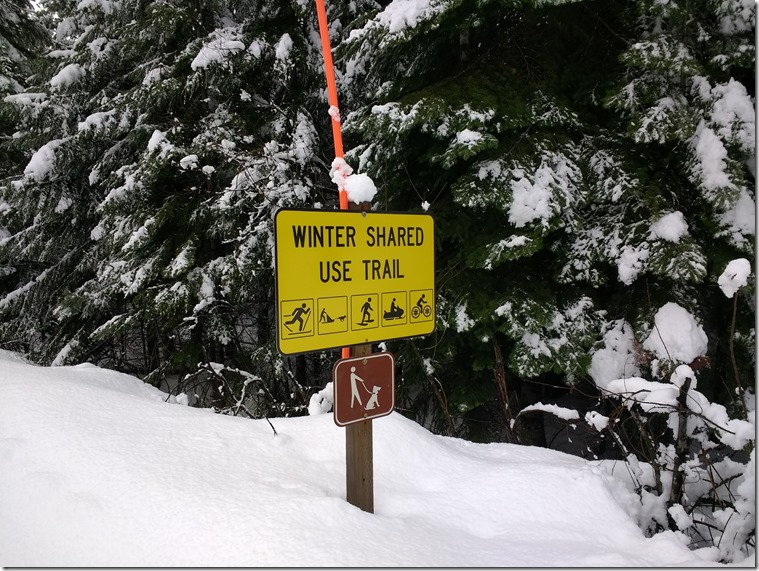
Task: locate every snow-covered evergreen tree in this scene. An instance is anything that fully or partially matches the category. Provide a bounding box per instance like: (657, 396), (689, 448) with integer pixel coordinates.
(0, 0), (47, 95)
(336, 0), (754, 557)
(337, 0), (631, 438)
(0, 0), (47, 178)
(337, 0), (754, 442)
(595, 0), (755, 405)
(0, 0), (47, 296)
(0, 0), (377, 413)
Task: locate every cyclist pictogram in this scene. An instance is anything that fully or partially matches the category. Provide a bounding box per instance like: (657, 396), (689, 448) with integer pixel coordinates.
(411, 293), (432, 319)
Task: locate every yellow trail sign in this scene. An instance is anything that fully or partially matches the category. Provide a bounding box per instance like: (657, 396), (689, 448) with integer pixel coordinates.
(275, 209), (435, 355)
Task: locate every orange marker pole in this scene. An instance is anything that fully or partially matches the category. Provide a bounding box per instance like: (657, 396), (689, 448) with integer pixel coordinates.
(315, 0), (350, 358)
(315, 2), (374, 515)
(315, 0), (348, 209)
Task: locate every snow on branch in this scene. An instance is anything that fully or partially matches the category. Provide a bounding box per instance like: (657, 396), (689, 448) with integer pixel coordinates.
(718, 258), (752, 298)
(517, 402), (580, 421)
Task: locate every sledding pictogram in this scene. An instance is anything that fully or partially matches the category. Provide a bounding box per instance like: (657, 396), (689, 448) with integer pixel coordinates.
(317, 296), (348, 335)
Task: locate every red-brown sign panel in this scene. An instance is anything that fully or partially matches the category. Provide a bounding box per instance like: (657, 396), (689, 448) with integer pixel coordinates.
(333, 353), (395, 426)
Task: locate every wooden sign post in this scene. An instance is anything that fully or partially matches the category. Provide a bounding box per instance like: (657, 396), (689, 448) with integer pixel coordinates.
(333, 349), (396, 512)
(347, 201), (374, 514)
(346, 345), (373, 512)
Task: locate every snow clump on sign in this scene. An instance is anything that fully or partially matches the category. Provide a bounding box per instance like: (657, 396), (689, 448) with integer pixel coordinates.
(642, 302), (707, 364)
(344, 173), (377, 204)
(717, 258), (751, 298)
(330, 158), (377, 204)
(649, 211), (688, 242)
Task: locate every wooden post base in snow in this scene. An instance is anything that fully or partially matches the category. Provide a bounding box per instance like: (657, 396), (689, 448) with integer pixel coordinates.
(346, 343), (374, 513)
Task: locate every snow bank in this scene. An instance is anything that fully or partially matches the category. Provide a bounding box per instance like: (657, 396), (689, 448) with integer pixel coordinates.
(0, 356), (724, 566)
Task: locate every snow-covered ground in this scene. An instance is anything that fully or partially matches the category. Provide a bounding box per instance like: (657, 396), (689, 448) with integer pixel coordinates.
(0, 350), (747, 566)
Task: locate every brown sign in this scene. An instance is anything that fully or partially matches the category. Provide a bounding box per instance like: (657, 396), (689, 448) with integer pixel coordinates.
(333, 353), (395, 426)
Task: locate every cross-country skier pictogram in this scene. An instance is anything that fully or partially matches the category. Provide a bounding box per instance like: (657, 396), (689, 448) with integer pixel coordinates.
(284, 302), (311, 332)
